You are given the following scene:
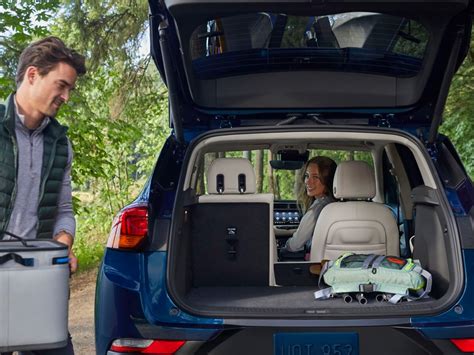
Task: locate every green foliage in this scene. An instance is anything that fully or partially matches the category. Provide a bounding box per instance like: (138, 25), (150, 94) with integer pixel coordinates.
(58, 62), (168, 205)
(0, 0), (61, 96)
(57, 57), (169, 272)
(281, 16), (308, 48)
(44, 0), (169, 272)
(73, 212), (107, 271)
(442, 31), (474, 179)
(55, 0), (149, 69)
(392, 20), (429, 58)
(1, 0), (170, 271)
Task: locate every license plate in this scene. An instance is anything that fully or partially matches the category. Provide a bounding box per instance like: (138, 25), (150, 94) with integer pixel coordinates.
(274, 332), (359, 355)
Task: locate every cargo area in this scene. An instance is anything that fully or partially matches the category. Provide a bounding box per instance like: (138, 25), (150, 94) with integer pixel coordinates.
(165, 128), (463, 318)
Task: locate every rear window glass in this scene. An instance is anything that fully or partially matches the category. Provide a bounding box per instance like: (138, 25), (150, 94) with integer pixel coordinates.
(197, 149), (373, 200)
(190, 12), (428, 79)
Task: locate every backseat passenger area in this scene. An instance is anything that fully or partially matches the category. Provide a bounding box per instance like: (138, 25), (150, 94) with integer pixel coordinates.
(192, 158), (277, 286)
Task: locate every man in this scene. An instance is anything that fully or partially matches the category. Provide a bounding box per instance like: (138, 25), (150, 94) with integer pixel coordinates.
(0, 36), (86, 355)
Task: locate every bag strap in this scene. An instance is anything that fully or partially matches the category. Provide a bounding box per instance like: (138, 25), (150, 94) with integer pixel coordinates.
(370, 255), (386, 269)
(411, 266), (433, 299)
(317, 259), (333, 289)
(0, 230), (30, 247)
(314, 259), (341, 300)
(388, 263), (433, 304)
(362, 254), (380, 269)
(314, 286), (333, 300)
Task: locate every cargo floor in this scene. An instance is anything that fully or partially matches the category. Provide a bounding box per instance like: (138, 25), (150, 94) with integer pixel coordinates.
(184, 286), (432, 315)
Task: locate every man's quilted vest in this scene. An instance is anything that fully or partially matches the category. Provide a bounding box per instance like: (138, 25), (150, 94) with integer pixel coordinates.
(0, 94), (69, 239)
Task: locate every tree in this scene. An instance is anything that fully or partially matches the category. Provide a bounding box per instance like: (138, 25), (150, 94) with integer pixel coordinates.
(0, 0), (60, 96)
(442, 31), (474, 178)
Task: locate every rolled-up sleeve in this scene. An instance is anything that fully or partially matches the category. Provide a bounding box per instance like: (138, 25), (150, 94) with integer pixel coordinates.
(52, 140), (76, 238)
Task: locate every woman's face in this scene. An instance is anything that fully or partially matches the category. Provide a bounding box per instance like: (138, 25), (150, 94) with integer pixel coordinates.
(304, 163), (327, 198)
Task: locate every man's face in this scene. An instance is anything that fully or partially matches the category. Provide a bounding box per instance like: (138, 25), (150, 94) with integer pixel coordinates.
(28, 62), (77, 118)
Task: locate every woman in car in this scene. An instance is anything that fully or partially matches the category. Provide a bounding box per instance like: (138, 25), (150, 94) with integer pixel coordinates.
(282, 156), (337, 255)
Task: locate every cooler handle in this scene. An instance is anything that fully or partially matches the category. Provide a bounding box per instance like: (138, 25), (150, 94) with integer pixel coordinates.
(0, 253), (34, 267)
(0, 230), (30, 247)
(52, 256), (70, 265)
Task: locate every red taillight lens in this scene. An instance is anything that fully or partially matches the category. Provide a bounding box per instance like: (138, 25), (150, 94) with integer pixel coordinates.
(451, 338), (474, 352)
(107, 204), (148, 250)
(110, 339), (185, 354)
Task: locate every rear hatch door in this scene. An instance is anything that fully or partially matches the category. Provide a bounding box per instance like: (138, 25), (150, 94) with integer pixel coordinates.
(149, 0), (472, 142)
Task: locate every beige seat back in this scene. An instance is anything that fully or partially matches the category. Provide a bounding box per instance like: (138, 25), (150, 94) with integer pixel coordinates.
(310, 160), (399, 263)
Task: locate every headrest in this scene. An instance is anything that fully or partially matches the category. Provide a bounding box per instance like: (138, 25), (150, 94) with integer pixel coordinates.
(333, 160), (376, 200)
(207, 158), (256, 194)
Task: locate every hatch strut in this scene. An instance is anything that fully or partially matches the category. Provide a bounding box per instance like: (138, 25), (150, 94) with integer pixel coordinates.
(428, 29), (464, 144)
(158, 17), (184, 144)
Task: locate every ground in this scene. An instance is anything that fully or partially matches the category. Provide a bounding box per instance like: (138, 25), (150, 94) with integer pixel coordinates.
(69, 268), (97, 354)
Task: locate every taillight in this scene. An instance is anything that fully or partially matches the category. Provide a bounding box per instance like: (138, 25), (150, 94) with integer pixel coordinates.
(451, 338), (474, 352)
(109, 338), (185, 354)
(107, 204), (148, 250)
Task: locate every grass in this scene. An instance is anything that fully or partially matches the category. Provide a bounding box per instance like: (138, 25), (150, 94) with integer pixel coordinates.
(73, 235), (106, 272)
(72, 193), (113, 273)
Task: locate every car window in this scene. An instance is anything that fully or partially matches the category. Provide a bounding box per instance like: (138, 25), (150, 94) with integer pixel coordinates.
(196, 149), (373, 200)
(190, 12), (429, 79)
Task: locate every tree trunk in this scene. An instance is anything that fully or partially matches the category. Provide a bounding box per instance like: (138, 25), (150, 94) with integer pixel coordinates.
(243, 150), (251, 161)
(268, 151), (275, 194)
(255, 150), (264, 193)
(201, 153), (218, 193)
(275, 174), (281, 200)
(197, 154), (206, 194)
(294, 169), (302, 198)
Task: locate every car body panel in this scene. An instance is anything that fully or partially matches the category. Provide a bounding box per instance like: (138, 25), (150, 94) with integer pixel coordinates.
(412, 249), (474, 338)
(95, 250), (224, 354)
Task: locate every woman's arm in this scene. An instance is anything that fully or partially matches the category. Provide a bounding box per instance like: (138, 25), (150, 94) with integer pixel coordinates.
(285, 197), (333, 252)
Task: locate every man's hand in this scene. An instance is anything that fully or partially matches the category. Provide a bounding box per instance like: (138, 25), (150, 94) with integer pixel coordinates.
(53, 231), (78, 274)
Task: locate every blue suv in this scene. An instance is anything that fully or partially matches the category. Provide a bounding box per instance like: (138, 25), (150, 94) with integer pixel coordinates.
(95, 1), (474, 354)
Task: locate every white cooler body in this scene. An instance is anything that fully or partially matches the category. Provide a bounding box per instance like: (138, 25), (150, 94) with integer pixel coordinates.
(0, 240), (70, 352)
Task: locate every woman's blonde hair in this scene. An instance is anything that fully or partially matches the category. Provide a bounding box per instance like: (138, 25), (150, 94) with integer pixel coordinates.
(297, 156), (337, 213)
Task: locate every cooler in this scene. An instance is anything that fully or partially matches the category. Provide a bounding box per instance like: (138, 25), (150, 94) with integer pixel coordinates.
(0, 239), (69, 352)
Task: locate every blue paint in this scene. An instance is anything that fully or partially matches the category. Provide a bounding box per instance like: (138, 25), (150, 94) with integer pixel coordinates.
(412, 249), (474, 339)
(95, 249), (223, 355)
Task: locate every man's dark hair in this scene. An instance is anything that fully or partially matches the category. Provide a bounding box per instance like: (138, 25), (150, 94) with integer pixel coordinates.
(16, 36), (86, 86)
